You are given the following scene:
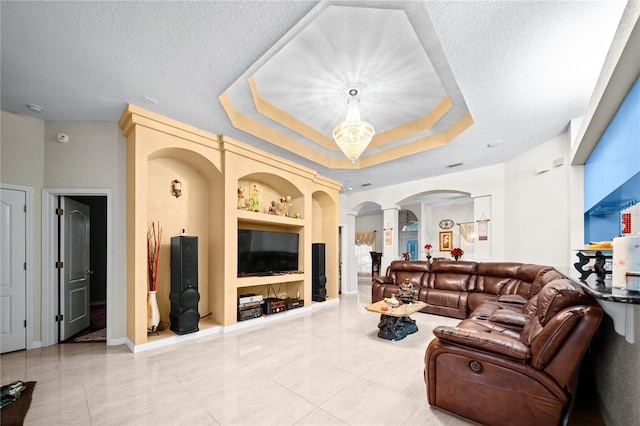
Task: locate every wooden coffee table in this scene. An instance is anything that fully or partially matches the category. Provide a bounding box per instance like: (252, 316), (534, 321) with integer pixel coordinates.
(365, 300), (427, 340)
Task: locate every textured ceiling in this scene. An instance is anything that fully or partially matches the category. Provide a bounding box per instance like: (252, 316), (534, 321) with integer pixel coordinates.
(0, 1), (627, 192)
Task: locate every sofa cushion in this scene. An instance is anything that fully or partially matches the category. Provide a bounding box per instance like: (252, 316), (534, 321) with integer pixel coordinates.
(433, 325), (531, 360)
(467, 292), (497, 312)
(475, 263), (521, 294)
(430, 260), (478, 275)
(489, 309), (530, 328)
(530, 267), (563, 296)
(386, 260), (430, 288)
(428, 261), (477, 291)
(536, 279), (595, 326)
(426, 289), (462, 309)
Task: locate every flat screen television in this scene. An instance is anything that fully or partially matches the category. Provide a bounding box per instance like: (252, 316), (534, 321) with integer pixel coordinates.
(237, 229), (299, 276)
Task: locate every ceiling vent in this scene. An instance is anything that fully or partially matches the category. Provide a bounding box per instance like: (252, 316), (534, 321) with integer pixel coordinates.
(445, 162), (463, 168)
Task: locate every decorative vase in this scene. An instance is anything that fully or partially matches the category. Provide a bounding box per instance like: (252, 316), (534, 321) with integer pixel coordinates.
(147, 290), (160, 332)
(426, 254), (432, 262)
(454, 255), (460, 261)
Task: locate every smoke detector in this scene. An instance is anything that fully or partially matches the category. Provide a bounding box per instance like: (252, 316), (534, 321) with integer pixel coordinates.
(56, 133), (69, 143)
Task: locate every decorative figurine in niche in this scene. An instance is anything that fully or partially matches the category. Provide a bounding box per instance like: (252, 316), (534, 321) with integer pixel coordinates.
(284, 196), (292, 217)
(237, 186), (246, 210)
(268, 200), (277, 214)
(397, 279), (415, 303)
(249, 183), (261, 212)
(277, 197), (286, 216)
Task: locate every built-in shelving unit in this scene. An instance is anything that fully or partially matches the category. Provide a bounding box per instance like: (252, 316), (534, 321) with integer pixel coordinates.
(120, 105), (341, 350)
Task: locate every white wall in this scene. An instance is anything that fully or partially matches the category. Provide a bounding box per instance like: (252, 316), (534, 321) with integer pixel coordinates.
(341, 162), (507, 291)
(341, 132), (582, 291)
(1, 110), (45, 343)
(424, 202), (474, 258)
(504, 133), (574, 267)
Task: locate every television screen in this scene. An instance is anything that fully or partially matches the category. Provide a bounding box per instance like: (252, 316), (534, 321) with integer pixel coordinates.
(237, 229), (299, 276)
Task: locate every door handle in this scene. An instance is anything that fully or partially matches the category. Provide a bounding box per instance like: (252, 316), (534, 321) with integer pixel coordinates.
(87, 270), (94, 275)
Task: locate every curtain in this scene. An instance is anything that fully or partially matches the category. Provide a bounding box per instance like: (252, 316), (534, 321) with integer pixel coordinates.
(355, 244), (373, 276)
(355, 231), (376, 276)
(459, 222), (475, 252)
(355, 231), (376, 250)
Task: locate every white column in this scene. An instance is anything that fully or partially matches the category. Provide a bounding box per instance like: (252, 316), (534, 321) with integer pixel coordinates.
(342, 212), (358, 294)
(381, 207), (400, 272)
(473, 195), (492, 261)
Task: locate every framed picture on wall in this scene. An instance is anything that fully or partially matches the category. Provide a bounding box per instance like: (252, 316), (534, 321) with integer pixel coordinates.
(439, 231), (453, 251)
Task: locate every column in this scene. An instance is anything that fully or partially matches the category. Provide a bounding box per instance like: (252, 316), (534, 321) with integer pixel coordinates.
(381, 207), (400, 273)
(342, 212), (358, 294)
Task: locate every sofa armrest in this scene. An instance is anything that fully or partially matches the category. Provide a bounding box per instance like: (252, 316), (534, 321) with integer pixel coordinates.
(372, 275), (394, 285)
(433, 326), (531, 360)
(488, 310), (531, 328)
(497, 294), (527, 306)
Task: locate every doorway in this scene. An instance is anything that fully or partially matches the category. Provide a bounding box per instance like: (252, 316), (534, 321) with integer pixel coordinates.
(61, 196), (107, 343)
(42, 189), (112, 347)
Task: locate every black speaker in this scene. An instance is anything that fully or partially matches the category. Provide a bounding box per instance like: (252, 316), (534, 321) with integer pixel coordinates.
(170, 236), (200, 334)
(312, 243), (327, 302)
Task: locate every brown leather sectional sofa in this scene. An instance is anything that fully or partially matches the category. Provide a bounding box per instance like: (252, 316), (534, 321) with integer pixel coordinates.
(372, 260), (602, 426)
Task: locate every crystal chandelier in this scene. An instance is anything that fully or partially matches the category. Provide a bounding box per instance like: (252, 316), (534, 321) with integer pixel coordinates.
(333, 88), (375, 162)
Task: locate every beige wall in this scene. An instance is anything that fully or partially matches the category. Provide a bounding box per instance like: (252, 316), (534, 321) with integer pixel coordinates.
(1, 110), (45, 343)
(147, 157), (211, 321)
(1, 112), (128, 345)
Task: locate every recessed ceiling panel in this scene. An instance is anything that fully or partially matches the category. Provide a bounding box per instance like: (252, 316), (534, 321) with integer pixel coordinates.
(253, 5), (447, 136)
(220, 2), (472, 169)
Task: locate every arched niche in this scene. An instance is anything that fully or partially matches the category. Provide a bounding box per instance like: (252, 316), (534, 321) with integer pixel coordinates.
(146, 147), (225, 331)
(238, 172), (304, 217)
(312, 190), (338, 298)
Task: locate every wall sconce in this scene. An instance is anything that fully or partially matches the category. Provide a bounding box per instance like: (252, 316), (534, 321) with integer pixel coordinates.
(171, 179), (182, 198)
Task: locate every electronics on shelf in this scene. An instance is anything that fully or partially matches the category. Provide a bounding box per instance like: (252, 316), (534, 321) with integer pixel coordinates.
(285, 298), (304, 310)
(237, 294), (263, 321)
(262, 297), (286, 315)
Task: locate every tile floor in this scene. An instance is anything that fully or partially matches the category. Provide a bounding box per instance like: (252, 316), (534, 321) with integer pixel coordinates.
(1, 281), (598, 425)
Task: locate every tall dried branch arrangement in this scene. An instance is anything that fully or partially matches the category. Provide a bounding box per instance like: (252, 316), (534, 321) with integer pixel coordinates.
(147, 222), (162, 292)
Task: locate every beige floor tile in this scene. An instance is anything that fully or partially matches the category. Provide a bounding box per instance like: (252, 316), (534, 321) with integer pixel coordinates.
(320, 377), (420, 425)
(295, 407), (349, 425)
(5, 282), (597, 425)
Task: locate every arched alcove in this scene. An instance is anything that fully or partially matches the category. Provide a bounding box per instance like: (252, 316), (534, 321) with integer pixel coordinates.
(146, 147), (224, 330)
(399, 190), (474, 259)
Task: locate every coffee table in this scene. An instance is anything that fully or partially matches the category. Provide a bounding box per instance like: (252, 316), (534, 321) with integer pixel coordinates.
(365, 300), (427, 340)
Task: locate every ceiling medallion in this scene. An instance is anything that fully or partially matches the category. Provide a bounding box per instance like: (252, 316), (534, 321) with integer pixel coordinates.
(333, 88), (375, 162)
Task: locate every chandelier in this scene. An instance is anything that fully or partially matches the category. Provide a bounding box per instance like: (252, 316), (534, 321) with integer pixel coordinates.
(333, 88), (375, 162)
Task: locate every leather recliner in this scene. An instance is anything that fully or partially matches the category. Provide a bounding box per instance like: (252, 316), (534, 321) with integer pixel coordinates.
(425, 279), (602, 426)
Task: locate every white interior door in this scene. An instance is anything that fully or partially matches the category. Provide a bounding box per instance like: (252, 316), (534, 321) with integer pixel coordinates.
(60, 197), (91, 340)
(0, 188), (27, 353)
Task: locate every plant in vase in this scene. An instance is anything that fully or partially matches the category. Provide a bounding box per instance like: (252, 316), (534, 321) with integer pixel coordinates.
(450, 247), (464, 261)
(424, 243), (433, 261)
(147, 221), (162, 332)
(402, 251), (411, 261)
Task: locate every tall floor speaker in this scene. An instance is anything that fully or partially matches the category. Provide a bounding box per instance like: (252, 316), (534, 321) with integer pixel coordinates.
(170, 235), (200, 335)
(312, 243), (327, 302)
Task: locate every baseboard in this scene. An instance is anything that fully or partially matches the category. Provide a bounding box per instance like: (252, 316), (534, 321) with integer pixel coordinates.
(121, 298), (342, 352)
(107, 337), (127, 346)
